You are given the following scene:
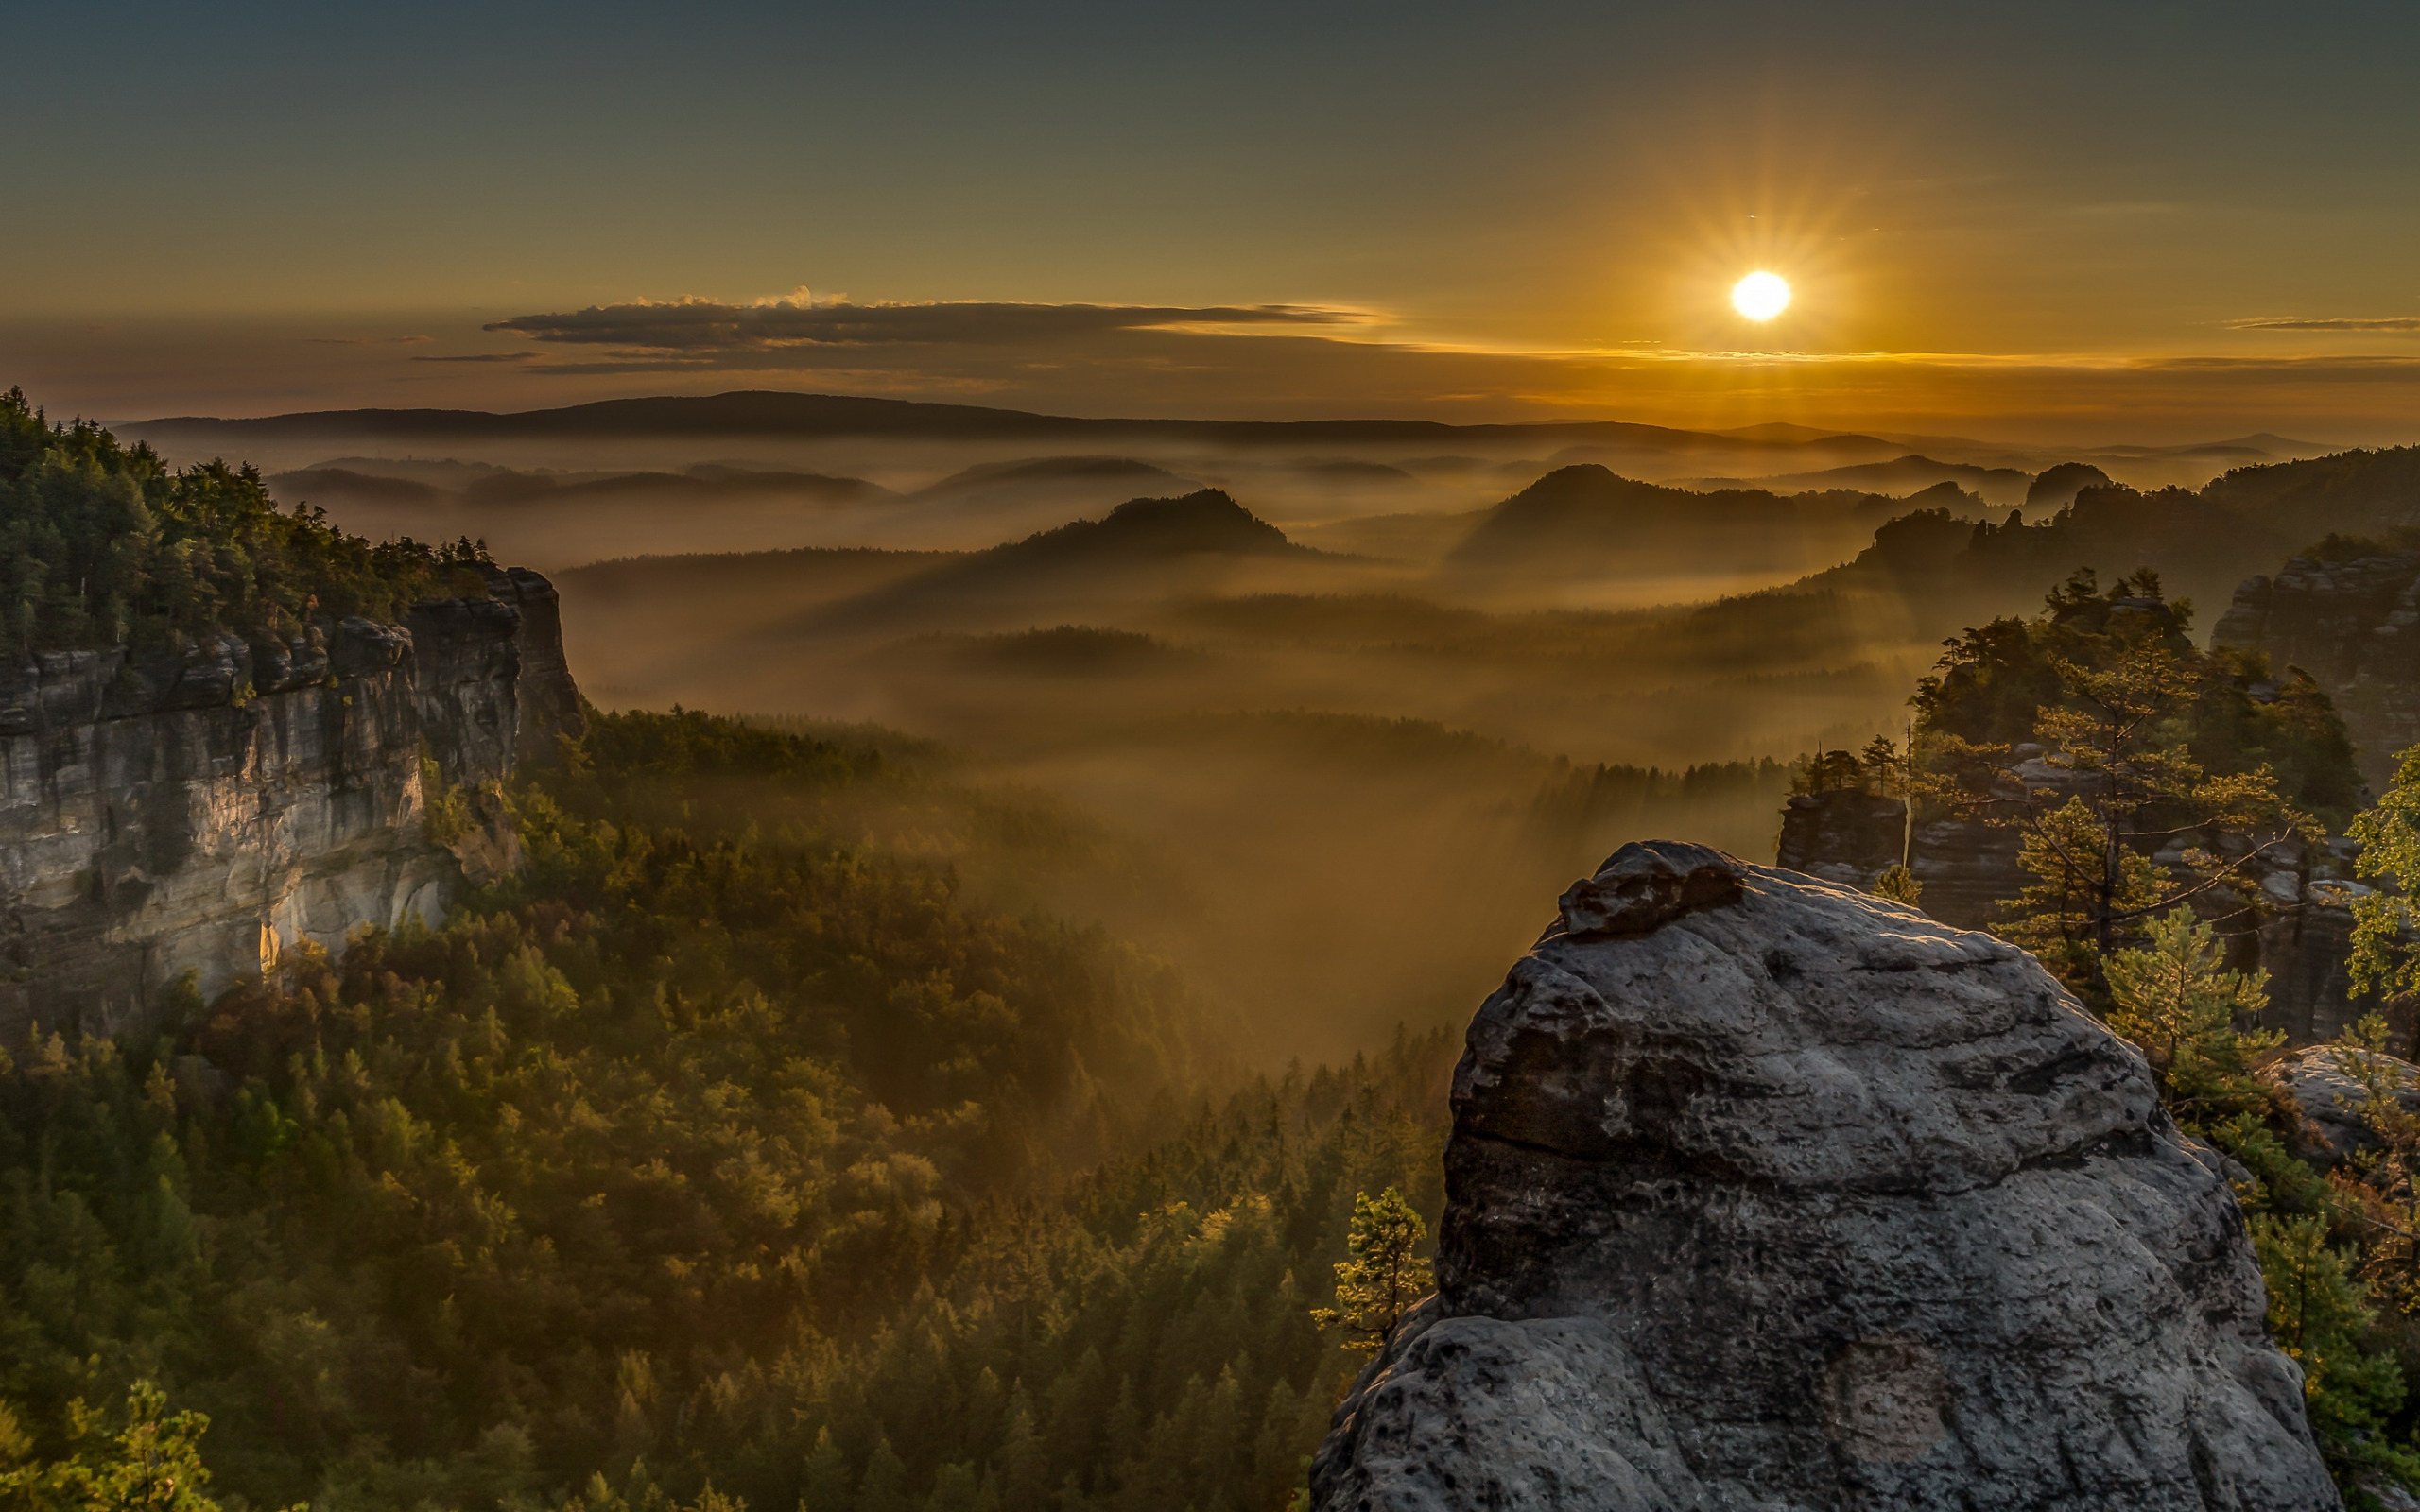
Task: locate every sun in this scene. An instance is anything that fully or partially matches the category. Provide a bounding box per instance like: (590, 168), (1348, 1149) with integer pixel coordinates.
(1731, 271), (1791, 321)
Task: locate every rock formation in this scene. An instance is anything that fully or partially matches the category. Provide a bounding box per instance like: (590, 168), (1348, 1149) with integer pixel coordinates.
(2215, 549), (2420, 789)
(1312, 841), (2339, 1510)
(2025, 460), (2116, 513)
(2266, 1043), (2420, 1168)
(1776, 784), (2376, 1044)
(0, 572), (580, 1040)
(485, 565), (588, 765)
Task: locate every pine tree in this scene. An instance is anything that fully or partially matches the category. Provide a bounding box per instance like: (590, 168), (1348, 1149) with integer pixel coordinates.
(857, 1437), (912, 1512)
(0, 1383), (221, 1512)
(2250, 1214), (2420, 1487)
(1869, 864), (1923, 908)
(2102, 906), (2275, 1091)
(1310, 1188), (1434, 1355)
(802, 1429), (852, 1512)
(992, 1395), (1046, 1511)
(1963, 635), (2310, 994)
(2348, 743), (2420, 1002)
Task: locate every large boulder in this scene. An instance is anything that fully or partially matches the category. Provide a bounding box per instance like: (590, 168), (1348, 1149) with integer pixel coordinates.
(1311, 841), (2340, 1511)
(2267, 1043), (2420, 1167)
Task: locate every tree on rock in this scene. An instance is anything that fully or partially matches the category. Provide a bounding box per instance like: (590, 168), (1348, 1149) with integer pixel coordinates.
(1312, 1188), (1434, 1356)
(1916, 569), (2325, 994)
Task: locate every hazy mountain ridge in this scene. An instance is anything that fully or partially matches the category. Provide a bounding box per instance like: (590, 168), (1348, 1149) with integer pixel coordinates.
(128, 388), (1922, 456)
(1443, 462), (1979, 587)
(1676, 453), (2032, 507)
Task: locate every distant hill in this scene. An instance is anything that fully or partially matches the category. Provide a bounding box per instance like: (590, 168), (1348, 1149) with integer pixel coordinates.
(2203, 445), (2420, 538)
(457, 468), (887, 508)
(977, 489), (1305, 568)
(798, 490), (1319, 634)
(1808, 483), (2297, 635)
(123, 388), (1930, 461)
(1294, 458), (1418, 486)
(1444, 464), (1976, 577)
(1680, 454), (2030, 507)
(2025, 462), (2115, 512)
(269, 468), (446, 507)
(897, 455), (1202, 541)
(271, 464), (889, 512)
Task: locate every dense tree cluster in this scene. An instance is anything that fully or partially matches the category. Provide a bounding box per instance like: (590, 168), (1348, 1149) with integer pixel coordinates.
(1892, 567), (2356, 993)
(0, 389), (491, 661)
(0, 710), (1450, 1511)
(1914, 566), (2360, 824)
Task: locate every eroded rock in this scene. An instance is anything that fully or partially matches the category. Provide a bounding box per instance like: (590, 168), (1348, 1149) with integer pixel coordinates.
(0, 570), (579, 1039)
(2266, 1043), (2420, 1167)
(1312, 841), (2341, 1511)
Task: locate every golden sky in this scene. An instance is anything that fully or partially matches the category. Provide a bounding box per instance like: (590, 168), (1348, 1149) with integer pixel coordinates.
(7, 2), (2417, 441)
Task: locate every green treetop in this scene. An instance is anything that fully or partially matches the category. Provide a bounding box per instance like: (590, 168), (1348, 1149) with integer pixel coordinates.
(1915, 568), (2329, 993)
(2348, 744), (2420, 1004)
(1313, 1187), (1436, 1356)
(0, 386), (492, 661)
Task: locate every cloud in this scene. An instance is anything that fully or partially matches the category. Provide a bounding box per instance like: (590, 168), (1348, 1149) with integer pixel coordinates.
(308, 334), (435, 345)
(2227, 316), (2420, 332)
(481, 297), (1369, 352)
(412, 351), (548, 363)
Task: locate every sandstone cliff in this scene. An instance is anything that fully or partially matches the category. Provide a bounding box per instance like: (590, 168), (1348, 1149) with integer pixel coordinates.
(0, 571), (580, 1040)
(2216, 549), (2420, 789)
(1312, 842), (2338, 1510)
(1775, 785), (2375, 1044)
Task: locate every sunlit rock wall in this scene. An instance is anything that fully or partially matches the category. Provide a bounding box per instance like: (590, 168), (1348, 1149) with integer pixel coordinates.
(0, 572), (579, 1040)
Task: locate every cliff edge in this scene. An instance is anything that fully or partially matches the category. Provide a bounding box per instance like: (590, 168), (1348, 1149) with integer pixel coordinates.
(1310, 841), (2338, 1510)
(2215, 548), (2420, 791)
(0, 570), (581, 1040)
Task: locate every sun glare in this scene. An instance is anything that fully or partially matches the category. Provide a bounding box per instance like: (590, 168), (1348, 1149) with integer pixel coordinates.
(1731, 271), (1791, 321)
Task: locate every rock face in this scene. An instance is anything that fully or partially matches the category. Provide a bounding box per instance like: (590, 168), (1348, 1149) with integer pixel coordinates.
(2215, 550), (2420, 789)
(1777, 786), (2376, 1045)
(1312, 842), (2339, 1511)
(2266, 1043), (2420, 1167)
(485, 565), (588, 765)
(0, 573), (579, 1040)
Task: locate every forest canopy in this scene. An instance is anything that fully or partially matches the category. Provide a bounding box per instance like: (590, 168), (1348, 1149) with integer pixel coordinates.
(1912, 565), (2363, 828)
(0, 708), (1444, 1512)
(0, 388), (491, 661)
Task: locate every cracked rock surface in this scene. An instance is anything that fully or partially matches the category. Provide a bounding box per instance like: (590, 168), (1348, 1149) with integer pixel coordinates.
(1311, 841), (2340, 1511)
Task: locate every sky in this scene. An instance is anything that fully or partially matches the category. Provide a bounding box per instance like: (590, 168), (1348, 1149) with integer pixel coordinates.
(5, 0), (2419, 440)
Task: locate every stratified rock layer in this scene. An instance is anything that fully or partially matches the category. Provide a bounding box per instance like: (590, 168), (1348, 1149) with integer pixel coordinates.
(0, 574), (579, 1040)
(1312, 841), (2339, 1512)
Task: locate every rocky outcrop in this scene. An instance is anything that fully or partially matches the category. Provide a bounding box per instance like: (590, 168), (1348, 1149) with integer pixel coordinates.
(1778, 786), (2377, 1044)
(0, 573), (579, 1040)
(2215, 550), (2420, 787)
(2025, 461), (2116, 513)
(485, 565), (587, 765)
(1312, 841), (2339, 1510)
(2266, 1043), (2420, 1167)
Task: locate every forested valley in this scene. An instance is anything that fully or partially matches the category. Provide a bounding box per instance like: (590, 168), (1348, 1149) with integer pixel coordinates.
(0, 706), (1454, 1511)
(18, 383), (2420, 1507)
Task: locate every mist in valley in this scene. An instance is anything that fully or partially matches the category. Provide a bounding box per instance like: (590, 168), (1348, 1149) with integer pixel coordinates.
(104, 404), (2291, 1069)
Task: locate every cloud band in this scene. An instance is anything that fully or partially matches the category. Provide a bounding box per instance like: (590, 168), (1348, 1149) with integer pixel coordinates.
(482, 298), (1365, 351)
